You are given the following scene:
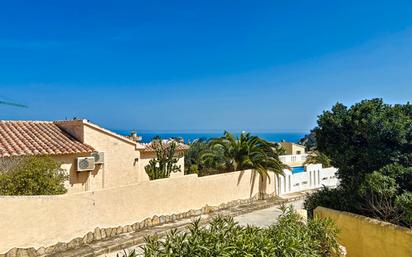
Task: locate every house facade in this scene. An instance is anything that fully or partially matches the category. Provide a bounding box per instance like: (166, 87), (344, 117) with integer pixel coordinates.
(277, 142), (338, 195)
(0, 119), (187, 193)
(279, 141), (306, 155)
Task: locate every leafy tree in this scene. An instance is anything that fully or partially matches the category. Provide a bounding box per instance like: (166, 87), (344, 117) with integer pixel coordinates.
(305, 99), (412, 227)
(315, 98), (412, 190)
(145, 138), (182, 180)
(304, 187), (351, 219)
(358, 171), (399, 222)
(395, 192), (412, 227)
(202, 131), (287, 180)
(378, 164), (412, 192)
(299, 130), (317, 151)
(0, 156), (67, 195)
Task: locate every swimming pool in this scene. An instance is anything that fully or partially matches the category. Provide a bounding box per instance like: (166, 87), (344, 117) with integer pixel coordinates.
(291, 166), (305, 173)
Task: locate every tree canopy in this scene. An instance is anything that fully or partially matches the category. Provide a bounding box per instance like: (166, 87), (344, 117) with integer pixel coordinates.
(306, 98), (412, 227)
(315, 98), (412, 188)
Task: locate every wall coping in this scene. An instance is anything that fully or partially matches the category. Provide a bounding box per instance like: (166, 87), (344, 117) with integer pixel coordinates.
(0, 170), (256, 199)
(315, 206), (412, 233)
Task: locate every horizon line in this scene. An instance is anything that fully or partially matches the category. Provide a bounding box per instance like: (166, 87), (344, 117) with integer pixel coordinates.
(111, 128), (309, 134)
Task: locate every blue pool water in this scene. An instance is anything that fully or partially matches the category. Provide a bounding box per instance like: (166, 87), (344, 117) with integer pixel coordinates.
(291, 166), (305, 173)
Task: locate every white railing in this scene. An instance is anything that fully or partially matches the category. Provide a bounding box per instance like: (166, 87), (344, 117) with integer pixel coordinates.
(279, 154), (308, 164)
(276, 165), (338, 196)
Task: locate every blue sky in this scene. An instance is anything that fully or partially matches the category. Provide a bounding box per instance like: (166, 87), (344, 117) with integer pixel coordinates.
(1, 1), (412, 132)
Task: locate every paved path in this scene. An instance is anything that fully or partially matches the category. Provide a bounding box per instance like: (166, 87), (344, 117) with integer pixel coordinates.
(234, 199), (304, 227)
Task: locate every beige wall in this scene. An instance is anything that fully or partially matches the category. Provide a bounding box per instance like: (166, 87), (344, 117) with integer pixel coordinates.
(82, 125), (141, 188)
(291, 144), (305, 155)
(0, 169), (275, 253)
(54, 154), (92, 193)
(279, 142), (305, 155)
(314, 207), (412, 257)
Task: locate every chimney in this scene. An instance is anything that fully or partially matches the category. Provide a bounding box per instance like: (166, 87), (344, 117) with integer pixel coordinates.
(129, 131), (142, 142)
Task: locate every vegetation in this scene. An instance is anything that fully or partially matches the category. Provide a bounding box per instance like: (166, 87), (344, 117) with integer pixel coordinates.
(185, 131), (287, 179)
(0, 156), (67, 195)
(116, 206), (341, 257)
(184, 138), (220, 176)
(299, 130), (317, 151)
(304, 151), (332, 168)
(145, 138), (182, 180)
(304, 187), (350, 220)
(305, 99), (412, 227)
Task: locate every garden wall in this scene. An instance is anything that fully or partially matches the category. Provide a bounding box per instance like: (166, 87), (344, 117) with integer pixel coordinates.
(277, 165), (338, 195)
(0, 169), (273, 253)
(314, 206), (412, 257)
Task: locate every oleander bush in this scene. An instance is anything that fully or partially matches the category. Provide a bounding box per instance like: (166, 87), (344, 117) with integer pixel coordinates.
(0, 155), (67, 195)
(131, 206), (341, 257)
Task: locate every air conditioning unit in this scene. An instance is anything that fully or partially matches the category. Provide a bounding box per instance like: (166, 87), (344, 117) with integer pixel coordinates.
(77, 157), (95, 172)
(91, 152), (105, 164)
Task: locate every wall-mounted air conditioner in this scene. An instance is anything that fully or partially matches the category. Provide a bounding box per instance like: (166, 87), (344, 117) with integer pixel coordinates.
(77, 157), (95, 172)
(91, 152), (105, 164)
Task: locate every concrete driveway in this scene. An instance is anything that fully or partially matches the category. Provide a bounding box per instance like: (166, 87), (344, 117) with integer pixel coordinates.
(234, 199), (304, 227)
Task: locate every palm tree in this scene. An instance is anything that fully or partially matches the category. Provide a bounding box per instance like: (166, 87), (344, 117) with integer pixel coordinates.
(184, 138), (227, 176)
(304, 150), (331, 168)
(202, 131), (287, 179)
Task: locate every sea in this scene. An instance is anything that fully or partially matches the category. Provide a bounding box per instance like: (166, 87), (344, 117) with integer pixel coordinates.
(114, 130), (305, 144)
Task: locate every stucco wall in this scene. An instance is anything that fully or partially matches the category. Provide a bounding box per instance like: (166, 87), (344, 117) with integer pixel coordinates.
(291, 144), (305, 155)
(82, 125), (141, 188)
(0, 169), (275, 253)
(279, 142), (305, 155)
(54, 154), (93, 193)
(314, 207), (412, 257)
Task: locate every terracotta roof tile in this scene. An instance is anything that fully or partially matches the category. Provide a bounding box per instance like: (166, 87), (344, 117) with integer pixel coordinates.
(0, 121), (95, 158)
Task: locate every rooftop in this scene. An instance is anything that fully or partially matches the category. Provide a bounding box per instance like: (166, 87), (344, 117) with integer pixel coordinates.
(0, 120), (95, 158)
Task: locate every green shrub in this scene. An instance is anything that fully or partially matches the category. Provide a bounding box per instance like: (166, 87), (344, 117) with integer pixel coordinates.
(304, 187), (351, 219)
(306, 165), (412, 228)
(357, 171), (399, 223)
(379, 164), (412, 192)
(395, 192), (412, 227)
(0, 156), (67, 195)
(138, 206), (341, 257)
